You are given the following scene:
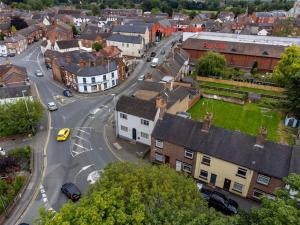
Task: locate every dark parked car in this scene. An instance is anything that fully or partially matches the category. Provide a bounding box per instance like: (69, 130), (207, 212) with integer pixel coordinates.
(197, 183), (212, 200)
(150, 52), (156, 57)
(146, 57), (151, 62)
(208, 191), (238, 215)
(63, 89), (73, 97)
(61, 183), (81, 202)
(8, 53), (15, 57)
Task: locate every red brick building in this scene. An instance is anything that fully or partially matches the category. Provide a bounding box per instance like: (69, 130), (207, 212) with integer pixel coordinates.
(182, 32), (300, 72)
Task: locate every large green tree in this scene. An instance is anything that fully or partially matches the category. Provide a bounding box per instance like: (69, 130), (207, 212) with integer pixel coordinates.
(35, 162), (236, 225)
(196, 51), (227, 77)
(92, 42), (102, 52)
(0, 99), (43, 137)
(273, 45), (300, 117)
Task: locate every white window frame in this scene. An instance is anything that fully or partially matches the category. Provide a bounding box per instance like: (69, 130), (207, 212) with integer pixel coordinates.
(184, 150), (193, 159)
(201, 155), (211, 165)
(155, 140), (163, 148)
(120, 125), (128, 132)
(236, 167), (247, 178)
(141, 119), (149, 126)
(140, 132), (149, 139)
(257, 174), (270, 186)
(182, 163), (192, 173)
(253, 189), (264, 199)
(155, 153), (164, 162)
(199, 170), (208, 179)
(120, 113), (127, 120)
(232, 182), (243, 193)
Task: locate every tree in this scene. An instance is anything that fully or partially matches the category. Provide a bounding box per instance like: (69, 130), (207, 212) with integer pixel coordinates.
(273, 45), (300, 117)
(35, 162), (236, 225)
(239, 174), (300, 225)
(92, 42), (102, 52)
(71, 25), (79, 36)
(10, 25), (17, 33)
(0, 32), (5, 41)
(189, 10), (197, 19)
(196, 51), (227, 77)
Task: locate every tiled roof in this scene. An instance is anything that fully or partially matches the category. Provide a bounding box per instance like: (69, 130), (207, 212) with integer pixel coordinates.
(152, 114), (294, 178)
(56, 40), (79, 49)
(116, 95), (158, 120)
(107, 33), (143, 44)
(112, 24), (147, 34)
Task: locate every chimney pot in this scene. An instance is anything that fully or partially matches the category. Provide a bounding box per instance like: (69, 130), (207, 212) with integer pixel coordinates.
(201, 112), (213, 132)
(165, 81), (173, 91)
(255, 126), (267, 148)
(156, 95), (167, 120)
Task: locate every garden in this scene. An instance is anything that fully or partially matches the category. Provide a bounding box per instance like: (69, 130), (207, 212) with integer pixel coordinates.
(0, 146), (31, 215)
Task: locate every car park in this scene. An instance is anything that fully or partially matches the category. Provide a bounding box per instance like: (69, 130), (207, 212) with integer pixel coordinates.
(47, 102), (58, 111)
(56, 128), (70, 141)
(35, 70), (43, 77)
(61, 183), (81, 202)
(63, 89), (73, 97)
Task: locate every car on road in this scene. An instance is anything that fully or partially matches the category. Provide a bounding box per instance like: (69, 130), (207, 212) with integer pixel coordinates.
(61, 183), (81, 202)
(150, 52), (156, 57)
(160, 48), (165, 55)
(63, 89), (73, 97)
(46, 63), (52, 70)
(197, 183), (212, 200)
(56, 128), (70, 141)
(150, 57), (159, 68)
(7, 53), (15, 57)
(47, 102), (58, 111)
(146, 57), (151, 62)
(138, 74), (145, 81)
(35, 69), (43, 77)
(208, 191), (239, 215)
(0, 147), (5, 156)
(19, 223), (30, 225)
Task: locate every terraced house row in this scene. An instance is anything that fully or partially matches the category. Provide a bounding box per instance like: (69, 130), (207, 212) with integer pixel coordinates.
(151, 112), (300, 200)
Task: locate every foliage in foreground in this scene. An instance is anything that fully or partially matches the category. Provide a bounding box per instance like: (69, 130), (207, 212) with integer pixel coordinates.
(0, 99), (43, 137)
(35, 162), (236, 225)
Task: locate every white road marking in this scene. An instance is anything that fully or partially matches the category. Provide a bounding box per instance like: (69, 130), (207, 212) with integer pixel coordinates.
(76, 129), (91, 135)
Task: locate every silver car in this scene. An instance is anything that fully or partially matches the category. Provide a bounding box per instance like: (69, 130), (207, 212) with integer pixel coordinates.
(47, 102), (58, 111)
(35, 70), (43, 77)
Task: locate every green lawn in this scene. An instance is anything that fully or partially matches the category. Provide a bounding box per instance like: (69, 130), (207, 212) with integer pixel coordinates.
(200, 81), (284, 96)
(188, 98), (281, 142)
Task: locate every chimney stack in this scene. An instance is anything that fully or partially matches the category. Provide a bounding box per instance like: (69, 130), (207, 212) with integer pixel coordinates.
(156, 95), (167, 120)
(201, 112), (213, 133)
(255, 126), (267, 148)
(165, 81), (173, 91)
(79, 59), (85, 68)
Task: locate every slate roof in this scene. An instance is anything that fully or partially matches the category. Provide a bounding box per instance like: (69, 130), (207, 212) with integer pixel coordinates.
(79, 32), (110, 41)
(152, 114), (294, 179)
(116, 95), (158, 121)
(0, 22), (11, 30)
(289, 146), (300, 174)
(17, 25), (39, 36)
(112, 24), (147, 34)
(107, 33), (143, 44)
(0, 85), (31, 99)
(56, 40), (79, 49)
(4, 34), (26, 43)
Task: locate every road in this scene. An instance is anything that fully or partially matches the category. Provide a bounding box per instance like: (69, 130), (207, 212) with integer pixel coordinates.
(1, 33), (181, 224)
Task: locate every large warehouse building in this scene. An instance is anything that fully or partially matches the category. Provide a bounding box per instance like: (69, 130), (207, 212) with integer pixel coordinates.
(182, 32), (300, 72)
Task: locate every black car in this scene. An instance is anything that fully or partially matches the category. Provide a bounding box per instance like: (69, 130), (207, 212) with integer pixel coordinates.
(46, 63), (52, 70)
(208, 191), (238, 215)
(146, 57), (151, 62)
(63, 89), (73, 97)
(8, 53), (15, 57)
(150, 52), (156, 57)
(61, 183), (81, 202)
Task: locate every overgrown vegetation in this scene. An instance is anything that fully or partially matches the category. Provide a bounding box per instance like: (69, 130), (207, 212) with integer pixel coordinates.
(0, 99), (44, 137)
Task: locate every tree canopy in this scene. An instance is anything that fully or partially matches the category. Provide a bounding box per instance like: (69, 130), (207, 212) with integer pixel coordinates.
(196, 51), (226, 77)
(92, 42), (103, 52)
(35, 162), (236, 225)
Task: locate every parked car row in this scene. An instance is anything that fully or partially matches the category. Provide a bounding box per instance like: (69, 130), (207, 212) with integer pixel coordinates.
(0, 53), (15, 57)
(197, 183), (239, 215)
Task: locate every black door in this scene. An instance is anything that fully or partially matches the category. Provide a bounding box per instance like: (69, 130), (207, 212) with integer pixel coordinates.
(223, 178), (231, 191)
(210, 174), (217, 186)
(132, 128), (137, 140)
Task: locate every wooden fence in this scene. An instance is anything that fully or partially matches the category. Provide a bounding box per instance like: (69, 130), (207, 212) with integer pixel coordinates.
(197, 77), (285, 93)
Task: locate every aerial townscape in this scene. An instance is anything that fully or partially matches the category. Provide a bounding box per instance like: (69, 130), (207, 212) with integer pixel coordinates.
(0, 0), (300, 224)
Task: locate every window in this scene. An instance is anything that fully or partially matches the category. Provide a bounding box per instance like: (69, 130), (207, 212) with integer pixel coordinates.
(120, 125), (128, 132)
(199, 170), (208, 179)
(103, 75), (107, 81)
(232, 182), (243, 193)
(253, 189), (264, 199)
(103, 82), (107, 89)
(112, 80), (115, 86)
(201, 155), (211, 166)
(155, 140), (163, 148)
(141, 132), (149, 139)
(83, 78), (86, 84)
(83, 85), (87, 91)
(120, 113), (127, 119)
(184, 150), (193, 159)
(111, 72), (114, 78)
(91, 85), (97, 91)
(257, 174), (270, 186)
(155, 153), (164, 162)
(236, 167), (247, 178)
(91, 77), (96, 83)
(127, 43), (129, 47)
(183, 163), (192, 173)
(141, 119), (149, 126)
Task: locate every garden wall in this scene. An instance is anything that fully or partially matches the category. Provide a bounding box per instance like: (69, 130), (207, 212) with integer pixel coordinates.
(202, 93), (245, 105)
(197, 77), (285, 93)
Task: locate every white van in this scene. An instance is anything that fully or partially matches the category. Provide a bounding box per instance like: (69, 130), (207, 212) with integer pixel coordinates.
(150, 57), (159, 67)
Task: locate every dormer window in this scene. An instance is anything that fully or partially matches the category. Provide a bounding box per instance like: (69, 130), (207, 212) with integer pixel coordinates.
(262, 51), (269, 55)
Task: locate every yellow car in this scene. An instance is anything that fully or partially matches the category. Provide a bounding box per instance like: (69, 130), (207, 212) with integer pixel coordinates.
(56, 128), (70, 141)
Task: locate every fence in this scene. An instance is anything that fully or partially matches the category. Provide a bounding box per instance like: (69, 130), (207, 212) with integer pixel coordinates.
(202, 93), (245, 105)
(197, 77), (285, 93)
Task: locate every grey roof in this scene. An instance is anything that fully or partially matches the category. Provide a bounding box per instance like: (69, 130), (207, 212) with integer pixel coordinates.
(289, 146), (300, 174)
(0, 22), (11, 30)
(112, 24), (147, 34)
(4, 34), (26, 43)
(56, 40), (79, 49)
(152, 114), (293, 179)
(17, 25), (39, 36)
(0, 85), (31, 99)
(158, 19), (172, 27)
(116, 95), (158, 121)
(107, 33), (143, 44)
(79, 32), (110, 40)
(62, 60), (117, 77)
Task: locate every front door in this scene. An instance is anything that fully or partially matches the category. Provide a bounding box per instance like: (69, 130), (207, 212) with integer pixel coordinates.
(165, 156), (170, 164)
(210, 174), (217, 186)
(132, 128), (136, 140)
(223, 178), (231, 191)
